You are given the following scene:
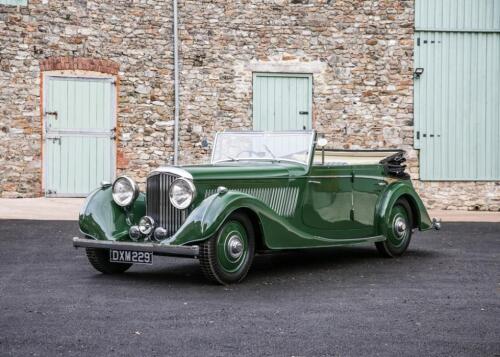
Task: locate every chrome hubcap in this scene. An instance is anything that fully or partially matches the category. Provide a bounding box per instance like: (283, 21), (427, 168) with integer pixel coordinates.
(227, 235), (244, 259)
(394, 217), (407, 238)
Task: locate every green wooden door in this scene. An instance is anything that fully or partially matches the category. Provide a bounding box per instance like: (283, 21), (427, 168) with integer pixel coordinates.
(414, 0), (500, 180)
(252, 73), (312, 131)
(44, 76), (115, 197)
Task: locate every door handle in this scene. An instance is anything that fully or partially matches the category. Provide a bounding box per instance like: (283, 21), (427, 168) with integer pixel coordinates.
(299, 111), (309, 115)
(377, 182), (387, 186)
(308, 180), (321, 184)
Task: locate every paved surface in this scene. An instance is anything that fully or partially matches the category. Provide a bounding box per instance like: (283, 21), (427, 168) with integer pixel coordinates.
(0, 198), (84, 220)
(1, 197), (500, 221)
(0, 220), (499, 357)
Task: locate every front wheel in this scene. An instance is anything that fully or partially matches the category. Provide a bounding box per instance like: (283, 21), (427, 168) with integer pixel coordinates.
(376, 198), (413, 257)
(199, 212), (255, 284)
(85, 248), (132, 274)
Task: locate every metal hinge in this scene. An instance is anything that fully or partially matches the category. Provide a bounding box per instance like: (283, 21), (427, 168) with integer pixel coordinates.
(45, 111), (58, 120)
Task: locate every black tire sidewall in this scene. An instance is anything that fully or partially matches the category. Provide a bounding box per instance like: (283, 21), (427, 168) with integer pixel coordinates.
(202, 212), (256, 284)
(378, 198), (413, 257)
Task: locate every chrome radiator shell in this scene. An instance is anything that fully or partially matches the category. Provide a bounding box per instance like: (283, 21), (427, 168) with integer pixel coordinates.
(146, 172), (188, 237)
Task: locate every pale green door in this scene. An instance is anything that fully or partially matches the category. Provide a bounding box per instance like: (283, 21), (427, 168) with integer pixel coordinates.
(253, 73), (312, 131)
(414, 0), (500, 180)
(44, 76), (115, 197)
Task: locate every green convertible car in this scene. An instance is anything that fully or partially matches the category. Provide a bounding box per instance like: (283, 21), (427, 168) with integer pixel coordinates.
(73, 130), (440, 284)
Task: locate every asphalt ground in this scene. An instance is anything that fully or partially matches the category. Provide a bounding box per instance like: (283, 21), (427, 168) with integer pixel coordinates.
(0, 220), (498, 357)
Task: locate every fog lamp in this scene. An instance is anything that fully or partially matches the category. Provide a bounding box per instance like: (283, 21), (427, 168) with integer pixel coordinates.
(129, 225), (141, 241)
(138, 216), (155, 235)
(154, 227), (168, 241)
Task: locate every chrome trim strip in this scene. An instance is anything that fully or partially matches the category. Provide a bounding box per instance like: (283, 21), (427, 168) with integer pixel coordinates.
(148, 166), (193, 180)
(308, 175), (352, 179)
(308, 175), (385, 180)
(72, 237), (199, 257)
(354, 175), (387, 180)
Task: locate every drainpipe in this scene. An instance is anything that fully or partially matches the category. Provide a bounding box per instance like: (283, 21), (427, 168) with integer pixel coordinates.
(173, 0), (180, 165)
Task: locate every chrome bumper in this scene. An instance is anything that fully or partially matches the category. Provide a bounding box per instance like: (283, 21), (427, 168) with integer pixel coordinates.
(72, 237), (199, 257)
(431, 218), (442, 230)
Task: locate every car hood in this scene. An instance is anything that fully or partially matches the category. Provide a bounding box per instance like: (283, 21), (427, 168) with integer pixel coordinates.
(179, 162), (308, 181)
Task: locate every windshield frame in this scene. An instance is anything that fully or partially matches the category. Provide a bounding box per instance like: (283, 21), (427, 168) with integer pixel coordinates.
(211, 130), (316, 167)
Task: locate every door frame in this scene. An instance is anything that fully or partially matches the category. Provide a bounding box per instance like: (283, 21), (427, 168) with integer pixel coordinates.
(252, 72), (313, 130)
(41, 72), (117, 197)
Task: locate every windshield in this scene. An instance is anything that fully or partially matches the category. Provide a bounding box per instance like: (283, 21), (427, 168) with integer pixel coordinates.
(212, 131), (314, 165)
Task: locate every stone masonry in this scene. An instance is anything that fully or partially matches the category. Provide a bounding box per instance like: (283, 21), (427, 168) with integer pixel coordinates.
(0, 0), (498, 210)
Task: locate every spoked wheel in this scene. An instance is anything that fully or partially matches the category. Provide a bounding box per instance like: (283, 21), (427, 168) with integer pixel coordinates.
(376, 198), (413, 257)
(85, 247), (132, 274)
(199, 212), (255, 284)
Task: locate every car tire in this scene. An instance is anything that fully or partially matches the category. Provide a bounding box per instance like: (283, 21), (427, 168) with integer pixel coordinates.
(85, 247), (132, 274)
(376, 198), (413, 258)
(199, 212), (255, 285)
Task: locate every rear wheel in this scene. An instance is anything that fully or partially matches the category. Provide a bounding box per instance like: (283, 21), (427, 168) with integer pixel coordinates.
(85, 247), (132, 274)
(376, 198), (413, 257)
(199, 212), (255, 284)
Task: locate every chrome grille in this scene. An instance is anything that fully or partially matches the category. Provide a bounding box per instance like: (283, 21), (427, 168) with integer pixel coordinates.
(146, 173), (188, 237)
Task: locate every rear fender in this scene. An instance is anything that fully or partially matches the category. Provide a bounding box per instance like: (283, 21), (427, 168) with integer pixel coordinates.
(79, 185), (146, 241)
(375, 181), (433, 237)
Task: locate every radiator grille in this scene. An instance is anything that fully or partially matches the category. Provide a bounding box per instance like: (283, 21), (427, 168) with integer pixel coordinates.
(146, 173), (188, 237)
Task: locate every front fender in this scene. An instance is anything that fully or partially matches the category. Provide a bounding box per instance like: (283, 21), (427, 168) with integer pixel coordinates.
(166, 191), (270, 246)
(79, 185), (146, 241)
(375, 181), (433, 236)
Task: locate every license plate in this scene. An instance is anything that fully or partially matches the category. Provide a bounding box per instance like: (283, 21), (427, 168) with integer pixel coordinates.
(110, 250), (153, 265)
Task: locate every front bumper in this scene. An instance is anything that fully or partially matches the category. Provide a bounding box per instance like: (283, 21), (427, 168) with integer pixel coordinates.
(72, 237), (199, 257)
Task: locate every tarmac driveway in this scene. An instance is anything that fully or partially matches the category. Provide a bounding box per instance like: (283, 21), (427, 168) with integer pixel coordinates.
(0, 220), (498, 356)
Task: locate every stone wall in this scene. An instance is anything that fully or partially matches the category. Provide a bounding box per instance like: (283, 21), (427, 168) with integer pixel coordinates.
(0, 0), (174, 197)
(0, 0), (498, 210)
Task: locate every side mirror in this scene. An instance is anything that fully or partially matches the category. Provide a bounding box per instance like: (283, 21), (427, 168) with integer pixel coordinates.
(317, 138), (328, 148)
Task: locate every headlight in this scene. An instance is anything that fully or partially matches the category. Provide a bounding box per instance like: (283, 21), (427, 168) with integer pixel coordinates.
(112, 176), (139, 207)
(169, 177), (196, 209)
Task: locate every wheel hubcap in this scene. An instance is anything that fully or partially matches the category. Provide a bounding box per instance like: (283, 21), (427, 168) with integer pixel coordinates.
(394, 217), (407, 238)
(216, 221), (248, 273)
(227, 235), (243, 259)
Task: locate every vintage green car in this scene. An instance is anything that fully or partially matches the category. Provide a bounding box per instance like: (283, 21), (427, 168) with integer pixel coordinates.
(73, 131), (440, 284)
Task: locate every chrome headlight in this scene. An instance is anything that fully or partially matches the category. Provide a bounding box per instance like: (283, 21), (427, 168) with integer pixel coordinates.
(112, 176), (139, 207)
(169, 177), (196, 210)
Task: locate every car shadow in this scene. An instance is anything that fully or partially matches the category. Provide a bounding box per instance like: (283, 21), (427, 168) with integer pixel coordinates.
(89, 245), (441, 288)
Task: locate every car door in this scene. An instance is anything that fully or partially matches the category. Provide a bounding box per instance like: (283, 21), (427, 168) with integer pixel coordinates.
(301, 164), (356, 237)
(352, 166), (388, 236)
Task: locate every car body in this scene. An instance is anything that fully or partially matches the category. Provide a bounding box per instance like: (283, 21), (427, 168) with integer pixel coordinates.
(73, 131), (440, 284)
